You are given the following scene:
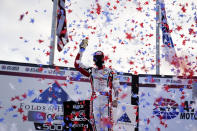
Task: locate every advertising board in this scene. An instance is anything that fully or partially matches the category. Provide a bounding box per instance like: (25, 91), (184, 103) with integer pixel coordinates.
(0, 61), (134, 131)
(138, 75), (197, 131)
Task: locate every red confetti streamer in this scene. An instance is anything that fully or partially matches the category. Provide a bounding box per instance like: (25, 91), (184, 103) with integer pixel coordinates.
(136, 6), (142, 12)
(68, 9), (72, 13)
(38, 39), (44, 44)
(22, 115), (28, 121)
(64, 60), (69, 64)
(181, 6), (186, 13)
(18, 108), (24, 114)
(125, 33), (135, 40)
(176, 25), (182, 31)
(96, 3), (101, 15)
(120, 93), (128, 99)
(45, 51), (50, 56)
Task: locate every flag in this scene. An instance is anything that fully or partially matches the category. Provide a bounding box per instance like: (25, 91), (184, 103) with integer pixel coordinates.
(56, 0), (69, 52)
(160, 0), (178, 66)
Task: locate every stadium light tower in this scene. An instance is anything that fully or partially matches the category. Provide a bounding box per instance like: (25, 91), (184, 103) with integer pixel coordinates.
(156, 0), (161, 75)
(49, 0), (58, 65)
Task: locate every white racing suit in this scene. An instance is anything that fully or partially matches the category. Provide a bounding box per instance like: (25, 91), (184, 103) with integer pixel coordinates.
(74, 51), (119, 131)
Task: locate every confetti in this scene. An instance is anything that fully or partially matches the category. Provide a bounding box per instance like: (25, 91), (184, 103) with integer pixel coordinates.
(28, 90), (34, 97)
(1, 0), (197, 130)
(30, 18), (35, 23)
(25, 57), (29, 61)
(0, 118), (4, 123)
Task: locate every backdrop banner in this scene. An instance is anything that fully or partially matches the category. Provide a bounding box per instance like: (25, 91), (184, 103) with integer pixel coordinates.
(138, 75), (197, 131)
(0, 61), (133, 131)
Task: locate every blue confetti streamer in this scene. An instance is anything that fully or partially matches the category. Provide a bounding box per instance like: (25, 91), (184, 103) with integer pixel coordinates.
(12, 114), (18, 118)
(0, 118), (4, 123)
(18, 78), (22, 83)
(28, 89), (34, 97)
(122, 105), (126, 111)
(25, 57), (29, 61)
(30, 18), (35, 23)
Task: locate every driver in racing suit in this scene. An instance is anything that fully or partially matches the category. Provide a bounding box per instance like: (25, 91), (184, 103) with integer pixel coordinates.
(74, 39), (120, 131)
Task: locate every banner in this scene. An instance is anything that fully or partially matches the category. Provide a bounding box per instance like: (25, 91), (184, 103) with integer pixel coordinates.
(0, 61), (133, 131)
(138, 75), (197, 131)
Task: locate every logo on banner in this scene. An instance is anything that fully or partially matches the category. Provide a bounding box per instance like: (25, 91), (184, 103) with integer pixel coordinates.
(32, 82), (69, 104)
(153, 98), (197, 120)
(153, 98), (179, 120)
(19, 82), (69, 130)
(25, 67), (41, 73)
(28, 111), (46, 122)
(1, 65), (19, 71)
(117, 113), (131, 123)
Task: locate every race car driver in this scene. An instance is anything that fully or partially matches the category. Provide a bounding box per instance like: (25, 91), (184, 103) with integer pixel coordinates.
(74, 39), (120, 131)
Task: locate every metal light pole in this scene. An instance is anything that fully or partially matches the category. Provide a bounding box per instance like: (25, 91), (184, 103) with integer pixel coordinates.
(156, 0), (161, 75)
(49, 0), (58, 65)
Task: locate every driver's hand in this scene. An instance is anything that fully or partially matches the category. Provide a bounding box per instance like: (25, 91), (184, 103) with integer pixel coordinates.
(80, 39), (88, 49)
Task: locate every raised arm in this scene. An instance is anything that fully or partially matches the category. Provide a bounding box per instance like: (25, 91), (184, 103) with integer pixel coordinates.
(74, 39), (91, 77)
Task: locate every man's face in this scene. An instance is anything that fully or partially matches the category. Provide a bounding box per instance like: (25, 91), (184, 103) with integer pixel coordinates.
(94, 55), (104, 68)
